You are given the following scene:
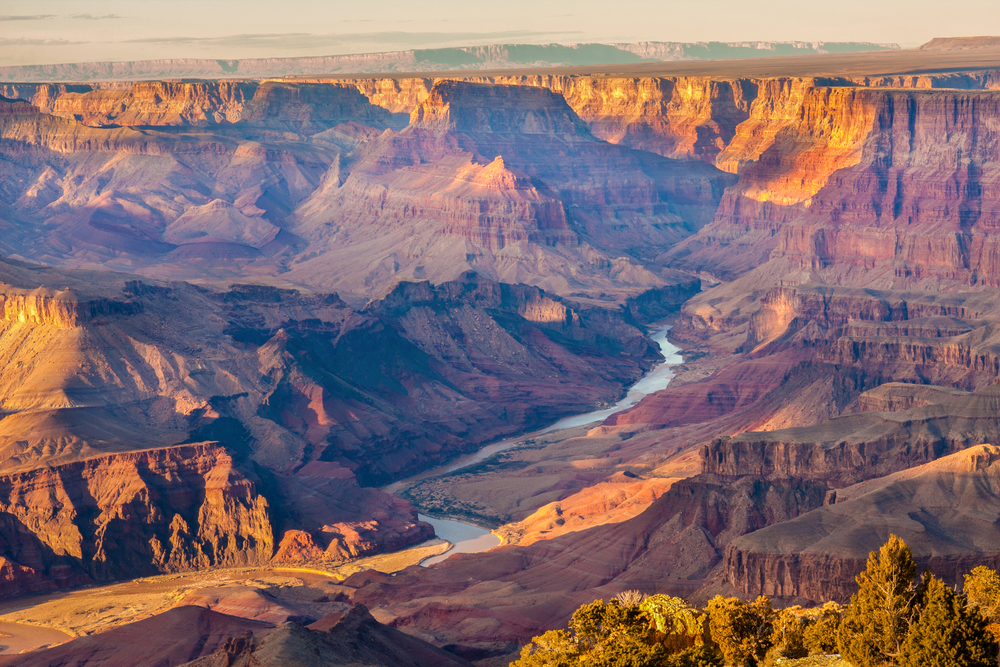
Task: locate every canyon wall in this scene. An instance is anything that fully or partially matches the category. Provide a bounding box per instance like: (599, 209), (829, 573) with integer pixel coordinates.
(0, 259), (670, 588)
(676, 86), (1000, 285)
(0, 442), (272, 598)
(7, 68), (996, 155)
(723, 445), (1000, 601)
(0, 79), (724, 304)
(0, 289), (141, 327)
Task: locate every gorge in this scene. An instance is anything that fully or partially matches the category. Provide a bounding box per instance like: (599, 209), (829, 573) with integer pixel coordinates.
(1, 37), (1000, 665)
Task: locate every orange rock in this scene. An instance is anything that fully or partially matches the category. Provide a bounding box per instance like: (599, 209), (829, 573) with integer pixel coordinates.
(0, 443), (273, 596)
(273, 530), (324, 563)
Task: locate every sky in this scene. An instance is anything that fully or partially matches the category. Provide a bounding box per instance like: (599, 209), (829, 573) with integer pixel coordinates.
(1, 0), (999, 67)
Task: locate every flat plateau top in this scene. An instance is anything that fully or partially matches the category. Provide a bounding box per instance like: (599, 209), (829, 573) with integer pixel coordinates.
(286, 46), (1000, 81)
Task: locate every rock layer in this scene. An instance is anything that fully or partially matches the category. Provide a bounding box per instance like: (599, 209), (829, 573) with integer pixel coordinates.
(0, 258), (664, 586)
(0, 443), (271, 595)
(724, 445), (1000, 601)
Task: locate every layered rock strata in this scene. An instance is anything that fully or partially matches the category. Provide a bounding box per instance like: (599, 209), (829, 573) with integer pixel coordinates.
(286, 80), (730, 299)
(723, 445), (1000, 601)
(0, 442), (271, 597)
(0, 81), (719, 303)
(0, 258), (664, 588)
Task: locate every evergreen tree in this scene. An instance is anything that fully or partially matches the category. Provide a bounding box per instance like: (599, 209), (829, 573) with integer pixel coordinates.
(802, 602), (842, 655)
(667, 646), (724, 667)
(514, 596), (725, 667)
(706, 595), (775, 667)
(836, 535), (920, 667)
(641, 594), (710, 652)
(963, 565), (1000, 643)
(515, 598), (670, 667)
(514, 629), (581, 667)
(899, 575), (996, 667)
(763, 608), (808, 664)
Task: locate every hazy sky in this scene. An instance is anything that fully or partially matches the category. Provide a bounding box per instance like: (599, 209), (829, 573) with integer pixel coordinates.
(2, 0), (999, 66)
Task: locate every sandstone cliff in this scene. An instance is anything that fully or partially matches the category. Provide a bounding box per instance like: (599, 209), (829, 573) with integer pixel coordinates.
(339, 470), (829, 648)
(0, 79), (723, 304)
(9, 70), (1000, 302)
(287, 80), (730, 300)
(0, 442), (271, 597)
(2, 80), (397, 135)
(674, 86), (1000, 285)
(724, 444), (1000, 601)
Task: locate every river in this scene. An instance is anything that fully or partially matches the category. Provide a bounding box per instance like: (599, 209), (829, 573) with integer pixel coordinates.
(394, 323), (683, 567)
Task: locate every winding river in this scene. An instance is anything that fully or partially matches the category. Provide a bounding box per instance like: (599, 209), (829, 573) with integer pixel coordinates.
(388, 323), (684, 567)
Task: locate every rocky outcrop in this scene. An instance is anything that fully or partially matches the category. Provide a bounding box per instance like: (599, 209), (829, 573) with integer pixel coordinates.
(44, 81), (257, 126)
(273, 461), (433, 563)
(13, 72), (1000, 300)
(744, 284), (988, 349)
(444, 74), (759, 162)
(723, 445), (1000, 601)
(238, 82), (397, 133)
(177, 604), (472, 667)
(341, 471), (828, 648)
(850, 382), (970, 413)
(0, 78), (729, 303)
(0, 96), (161, 154)
(676, 86), (1000, 284)
(288, 79), (732, 298)
(701, 383), (1000, 485)
(0, 289), (142, 327)
(410, 81), (591, 136)
(736, 284), (1000, 392)
(331, 78), (434, 114)
(0, 259), (675, 590)
(0, 443), (272, 595)
(1, 81), (394, 134)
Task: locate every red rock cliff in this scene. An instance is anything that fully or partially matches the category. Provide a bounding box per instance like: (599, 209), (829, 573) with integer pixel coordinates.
(723, 445), (1000, 601)
(0, 442), (272, 597)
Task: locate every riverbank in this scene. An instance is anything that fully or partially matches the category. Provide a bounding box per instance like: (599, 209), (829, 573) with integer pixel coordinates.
(399, 322), (685, 566)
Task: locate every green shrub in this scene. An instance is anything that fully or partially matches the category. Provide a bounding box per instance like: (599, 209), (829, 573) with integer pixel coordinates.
(803, 602), (842, 655)
(899, 574), (996, 667)
(707, 595), (776, 667)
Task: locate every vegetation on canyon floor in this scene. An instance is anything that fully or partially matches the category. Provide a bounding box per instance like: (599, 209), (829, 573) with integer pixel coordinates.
(514, 535), (1000, 667)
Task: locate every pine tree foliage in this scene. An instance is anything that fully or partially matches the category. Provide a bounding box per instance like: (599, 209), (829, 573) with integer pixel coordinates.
(899, 575), (996, 667)
(513, 537), (1000, 667)
(964, 565), (1000, 643)
(802, 602), (842, 655)
(514, 630), (581, 667)
(764, 608), (808, 663)
(706, 595), (775, 667)
(513, 596), (719, 667)
(641, 594), (709, 649)
(836, 534), (920, 667)
(667, 646), (724, 667)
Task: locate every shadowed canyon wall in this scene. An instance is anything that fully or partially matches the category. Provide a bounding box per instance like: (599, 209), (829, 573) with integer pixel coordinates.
(0, 257), (673, 595)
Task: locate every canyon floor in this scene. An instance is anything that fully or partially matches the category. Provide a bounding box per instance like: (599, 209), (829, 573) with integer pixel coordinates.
(2, 37), (1000, 665)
